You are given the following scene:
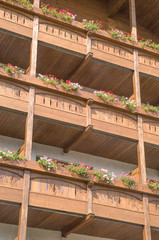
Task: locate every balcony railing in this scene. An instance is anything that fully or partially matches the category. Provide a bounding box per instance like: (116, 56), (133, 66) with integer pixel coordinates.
(0, 159), (159, 227)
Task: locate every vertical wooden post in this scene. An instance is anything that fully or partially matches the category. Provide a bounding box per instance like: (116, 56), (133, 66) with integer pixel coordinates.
(87, 181), (94, 214)
(129, 1), (151, 239)
(86, 99), (93, 126)
(17, 1), (40, 239)
(18, 170), (30, 240)
(86, 33), (92, 54)
(25, 0), (39, 160)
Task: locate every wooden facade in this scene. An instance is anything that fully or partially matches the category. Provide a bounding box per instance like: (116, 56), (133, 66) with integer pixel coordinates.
(0, 0), (159, 239)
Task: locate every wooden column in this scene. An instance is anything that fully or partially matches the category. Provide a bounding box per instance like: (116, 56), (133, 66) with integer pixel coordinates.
(17, 1), (40, 239)
(17, 170), (30, 240)
(86, 33), (92, 54)
(87, 181), (94, 214)
(129, 1), (151, 239)
(25, 0), (39, 160)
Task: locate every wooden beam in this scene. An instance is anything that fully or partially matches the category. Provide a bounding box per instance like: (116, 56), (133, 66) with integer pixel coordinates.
(18, 144), (26, 156)
(129, 1), (151, 239)
(62, 213), (95, 237)
(129, 0), (137, 40)
(107, 0), (126, 17)
(17, 170), (30, 240)
(143, 195), (152, 240)
(69, 52), (93, 80)
(86, 98), (93, 126)
(87, 181), (94, 214)
(63, 124), (93, 153)
(24, 1), (39, 160)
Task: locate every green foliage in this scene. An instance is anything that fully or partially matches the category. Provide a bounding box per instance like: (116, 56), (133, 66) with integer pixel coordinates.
(120, 174), (137, 189)
(121, 96), (138, 113)
(66, 162), (90, 178)
(147, 179), (159, 190)
(142, 103), (159, 113)
(82, 19), (103, 32)
(1, 63), (24, 75)
(140, 39), (159, 52)
(0, 148), (25, 161)
(107, 28), (136, 42)
(94, 90), (119, 104)
(60, 80), (82, 91)
(38, 74), (59, 86)
(92, 169), (115, 184)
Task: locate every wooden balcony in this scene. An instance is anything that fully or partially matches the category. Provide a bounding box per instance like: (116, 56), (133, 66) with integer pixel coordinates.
(0, 69), (159, 167)
(0, 0), (159, 83)
(0, 159), (159, 239)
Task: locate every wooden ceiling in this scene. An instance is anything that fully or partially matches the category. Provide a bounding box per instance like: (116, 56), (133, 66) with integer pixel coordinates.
(0, 32), (31, 69)
(0, 202), (20, 225)
(145, 145), (159, 170)
(0, 109), (26, 141)
(73, 218), (143, 240)
(152, 229), (159, 240)
(120, 0), (159, 37)
(140, 76), (159, 106)
(27, 208), (83, 230)
(37, 44), (84, 78)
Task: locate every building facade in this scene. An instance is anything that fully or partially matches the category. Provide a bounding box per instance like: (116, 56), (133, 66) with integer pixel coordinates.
(0, 0), (159, 239)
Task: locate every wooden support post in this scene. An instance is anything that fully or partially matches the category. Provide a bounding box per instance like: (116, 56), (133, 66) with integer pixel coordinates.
(87, 181), (94, 214)
(86, 33), (92, 54)
(129, 1), (151, 239)
(17, 170), (30, 240)
(143, 195), (152, 240)
(24, 0), (39, 160)
(86, 98), (93, 126)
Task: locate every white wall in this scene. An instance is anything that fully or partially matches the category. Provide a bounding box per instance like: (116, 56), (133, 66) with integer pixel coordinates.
(0, 223), (113, 240)
(0, 135), (159, 180)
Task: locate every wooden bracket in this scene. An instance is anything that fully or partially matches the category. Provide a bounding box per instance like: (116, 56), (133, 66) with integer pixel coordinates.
(62, 213), (95, 237)
(87, 180), (94, 188)
(18, 144), (26, 156)
(68, 52), (93, 80)
(63, 124), (93, 153)
(26, 66), (30, 75)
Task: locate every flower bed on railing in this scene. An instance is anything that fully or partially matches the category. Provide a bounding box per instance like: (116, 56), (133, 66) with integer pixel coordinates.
(140, 39), (159, 52)
(142, 103), (159, 114)
(82, 19), (103, 32)
(121, 96), (138, 113)
(107, 28), (136, 42)
(120, 173), (137, 189)
(0, 148), (25, 161)
(93, 90), (119, 105)
(147, 179), (159, 191)
(6, 0), (33, 10)
(41, 3), (76, 22)
(38, 157), (116, 184)
(0, 63), (24, 75)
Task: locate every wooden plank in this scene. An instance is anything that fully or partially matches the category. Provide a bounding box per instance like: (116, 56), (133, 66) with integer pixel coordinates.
(107, 0), (126, 17)
(18, 170), (30, 240)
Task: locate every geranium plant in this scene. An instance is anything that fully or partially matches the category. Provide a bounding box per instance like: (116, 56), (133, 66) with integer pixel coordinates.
(121, 96), (138, 113)
(93, 168), (115, 184)
(140, 39), (159, 52)
(38, 73), (59, 86)
(147, 179), (159, 190)
(61, 80), (82, 91)
(142, 103), (159, 113)
(9, 0), (33, 10)
(82, 19), (103, 31)
(41, 2), (58, 17)
(38, 156), (60, 171)
(0, 63), (24, 75)
(94, 90), (119, 104)
(120, 173), (137, 189)
(66, 162), (90, 178)
(0, 148), (25, 161)
(107, 28), (136, 42)
(58, 9), (77, 22)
